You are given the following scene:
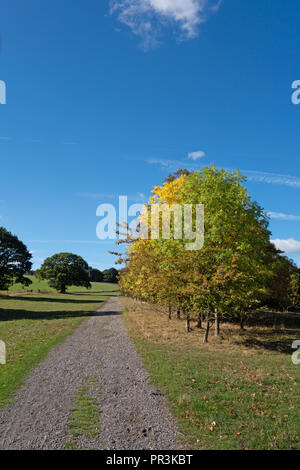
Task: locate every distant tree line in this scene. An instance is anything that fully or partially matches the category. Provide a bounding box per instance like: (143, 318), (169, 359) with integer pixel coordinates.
(89, 267), (119, 284)
(0, 226), (119, 294)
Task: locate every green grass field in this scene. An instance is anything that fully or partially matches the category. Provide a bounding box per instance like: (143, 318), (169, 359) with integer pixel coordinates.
(2, 276), (119, 294)
(121, 298), (300, 450)
(0, 283), (119, 408)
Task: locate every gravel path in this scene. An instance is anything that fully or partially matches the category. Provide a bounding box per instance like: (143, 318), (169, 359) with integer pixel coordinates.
(0, 297), (179, 450)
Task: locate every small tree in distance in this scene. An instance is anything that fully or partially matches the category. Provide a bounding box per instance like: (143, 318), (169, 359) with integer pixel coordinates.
(102, 267), (119, 283)
(36, 253), (91, 293)
(90, 268), (104, 282)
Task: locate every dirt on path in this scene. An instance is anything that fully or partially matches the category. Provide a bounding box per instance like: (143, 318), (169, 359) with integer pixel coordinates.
(0, 297), (179, 450)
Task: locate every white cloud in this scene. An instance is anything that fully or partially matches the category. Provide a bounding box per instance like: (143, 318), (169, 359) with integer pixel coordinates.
(267, 211), (300, 221)
(188, 150), (205, 160)
(271, 238), (300, 254)
(110, 0), (222, 49)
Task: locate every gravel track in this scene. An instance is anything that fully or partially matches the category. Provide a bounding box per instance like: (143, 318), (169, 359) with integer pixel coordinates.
(0, 297), (179, 450)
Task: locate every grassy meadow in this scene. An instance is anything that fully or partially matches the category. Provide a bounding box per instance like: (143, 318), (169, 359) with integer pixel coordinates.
(0, 282), (119, 408)
(121, 297), (300, 450)
(3, 275), (119, 294)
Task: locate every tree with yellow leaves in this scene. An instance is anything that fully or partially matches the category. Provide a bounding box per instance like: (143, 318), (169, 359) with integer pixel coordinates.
(115, 165), (279, 342)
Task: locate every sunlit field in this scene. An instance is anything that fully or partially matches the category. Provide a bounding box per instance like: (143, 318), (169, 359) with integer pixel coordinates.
(121, 297), (300, 450)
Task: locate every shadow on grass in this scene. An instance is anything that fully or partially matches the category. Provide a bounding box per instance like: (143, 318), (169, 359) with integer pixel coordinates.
(0, 308), (92, 321)
(0, 306), (120, 321)
(69, 292), (120, 297)
(0, 295), (105, 304)
(73, 290), (120, 295)
(234, 328), (299, 355)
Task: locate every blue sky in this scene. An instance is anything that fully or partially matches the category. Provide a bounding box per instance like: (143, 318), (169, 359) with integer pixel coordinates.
(0, 0), (300, 270)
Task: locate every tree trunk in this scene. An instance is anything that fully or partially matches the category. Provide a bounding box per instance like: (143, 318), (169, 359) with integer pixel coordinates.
(186, 314), (190, 333)
(215, 309), (220, 336)
(60, 284), (66, 294)
(177, 310), (181, 320)
(273, 313), (277, 330)
(203, 313), (210, 343)
(197, 312), (202, 329)
(168, 305), (172, 320)
(240, 316), (245, 330)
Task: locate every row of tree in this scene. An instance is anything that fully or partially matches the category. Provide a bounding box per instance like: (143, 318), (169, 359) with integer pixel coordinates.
(113, 166), (300, 342)
(0, 227), (118, 293)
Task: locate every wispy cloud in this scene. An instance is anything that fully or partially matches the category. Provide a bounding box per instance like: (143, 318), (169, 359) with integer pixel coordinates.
(242, 170), (300, 188)
(188, 150), (205, 160)
(79, 192), (147, 202)
(147, 158), (195, 170)
(0, 136), (11, 141)
(110, 0), (222, 49)
(62, 141), (77, 145)
(26, 239), (114, 245)
(267, 211), (300, 221)
(271, 238), (300, 254)
(79, 192), (119, 199)
(147, 159), (300, 189)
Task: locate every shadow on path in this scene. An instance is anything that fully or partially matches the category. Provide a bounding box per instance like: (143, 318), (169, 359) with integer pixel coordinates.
(93, 310), (121, 317)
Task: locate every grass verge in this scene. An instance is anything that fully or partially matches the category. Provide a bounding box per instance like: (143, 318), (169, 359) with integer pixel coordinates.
(121, 297), (300, 450)
(65, 376), (101, 450)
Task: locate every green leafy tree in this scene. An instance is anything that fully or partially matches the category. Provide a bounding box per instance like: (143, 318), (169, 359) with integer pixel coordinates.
(117, 165), (276, 342)
(290, 269), (300, 309)
(0, 227), (32, 290)
(36, 253), (91, 293)
(102, 267), (119, 283)
(265, 255), (299, 311)
(164, 168), (191, 183)
(90, 268), (103, 282)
